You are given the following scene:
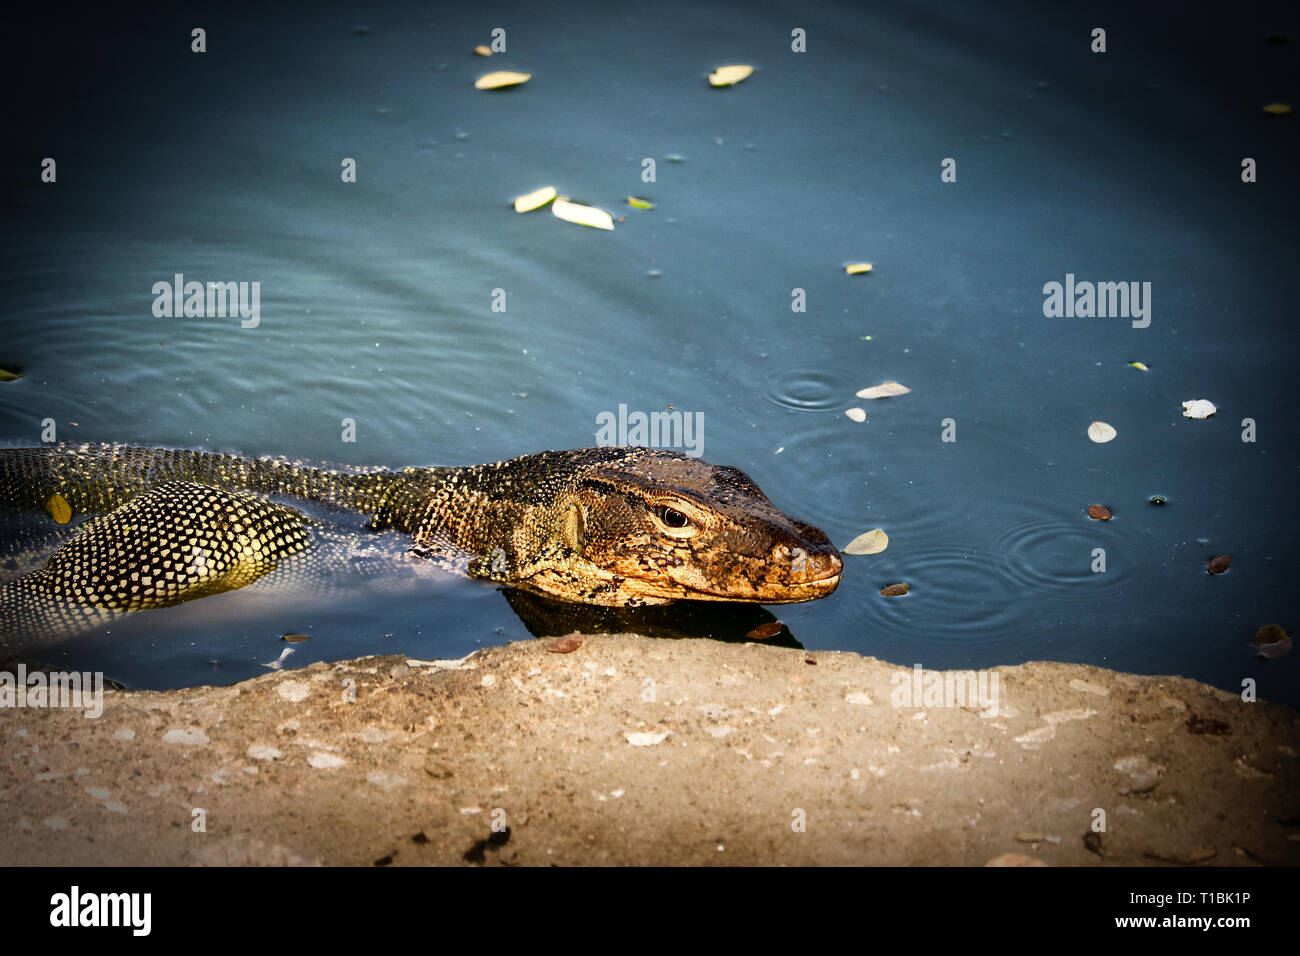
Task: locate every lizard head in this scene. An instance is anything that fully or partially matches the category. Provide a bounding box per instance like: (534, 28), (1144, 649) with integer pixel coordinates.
(520, 448), (842, 607)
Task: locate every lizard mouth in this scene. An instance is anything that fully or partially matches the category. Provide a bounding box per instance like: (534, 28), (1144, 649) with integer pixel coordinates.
(683, 563), (843, 603)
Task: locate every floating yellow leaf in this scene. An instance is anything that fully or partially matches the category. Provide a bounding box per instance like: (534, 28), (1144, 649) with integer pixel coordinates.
(844, 407), (866, 422)
(552, 197), (614, 230)
(474, 71), (531, 90)
(1087, 421), (1117, 443)
(627, 196), (654, 209)
(844, 529), (889, 555)
(46, 493), (71, 525)
(856, 381), (910, 399)
(845, 263), (873, 275)
(473, 45), (492, 57)
(1128, 361), (1148, 371)
(1263, 103), (1292, 114)
(513, 185), (557, 213)
(0, 368), (18, 382)
(708, 64), (754, 87)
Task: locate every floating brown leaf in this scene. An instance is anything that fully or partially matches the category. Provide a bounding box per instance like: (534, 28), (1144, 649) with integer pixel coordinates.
(1253, 624), (1292, 659)
(1087, 505), (1112, 520)
(547, 633), (584, 653)
(1207, 554), (1232, 575)
(281, 634), (311, 643)
(746, 622), (784, 640)
(880, 582), (909, 597)
(1186, 713), (1230, 735)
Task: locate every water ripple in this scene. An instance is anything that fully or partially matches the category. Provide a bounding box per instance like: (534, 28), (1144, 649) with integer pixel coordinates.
(762, 363), (862, 412)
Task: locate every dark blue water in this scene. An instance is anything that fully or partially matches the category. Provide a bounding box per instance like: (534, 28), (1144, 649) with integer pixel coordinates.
(2, 0), (1297, 702)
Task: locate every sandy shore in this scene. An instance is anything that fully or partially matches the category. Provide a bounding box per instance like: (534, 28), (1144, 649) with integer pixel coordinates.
(1, 634), (1296, 866)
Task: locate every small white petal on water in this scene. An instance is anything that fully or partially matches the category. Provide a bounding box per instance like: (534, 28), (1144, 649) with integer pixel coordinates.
(1087, 421), (1117, 443)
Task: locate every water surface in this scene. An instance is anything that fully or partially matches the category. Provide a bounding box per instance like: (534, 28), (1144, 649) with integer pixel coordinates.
(2, 0), (1297, 702)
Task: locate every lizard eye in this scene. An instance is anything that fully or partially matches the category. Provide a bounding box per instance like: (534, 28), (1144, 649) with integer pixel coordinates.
(655, 506), (690, 529)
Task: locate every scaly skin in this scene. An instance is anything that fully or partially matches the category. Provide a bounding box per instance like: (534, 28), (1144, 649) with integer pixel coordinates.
(0, 444), (842, 642)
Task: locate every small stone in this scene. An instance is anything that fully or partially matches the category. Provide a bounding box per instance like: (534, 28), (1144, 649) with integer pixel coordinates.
(366, 770), (407, 790)
(246, 744), (284, 761)
(162, 728), (209, 746)
(114, 728), (136, 740)
(84, 787), (111, 800)
(625, 731), (669, 747)
(277, 681), (311, 702)
(1015, 832), (1046, 843)
(307, 753), (346, 769)
(43, 817), (69, 830)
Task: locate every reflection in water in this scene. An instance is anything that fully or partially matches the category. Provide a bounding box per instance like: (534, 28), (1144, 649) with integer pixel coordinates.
(502, 587), (803, 649)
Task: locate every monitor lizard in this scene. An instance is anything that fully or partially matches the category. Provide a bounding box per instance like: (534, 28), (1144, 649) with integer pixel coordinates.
(0, 444), (842, 642)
